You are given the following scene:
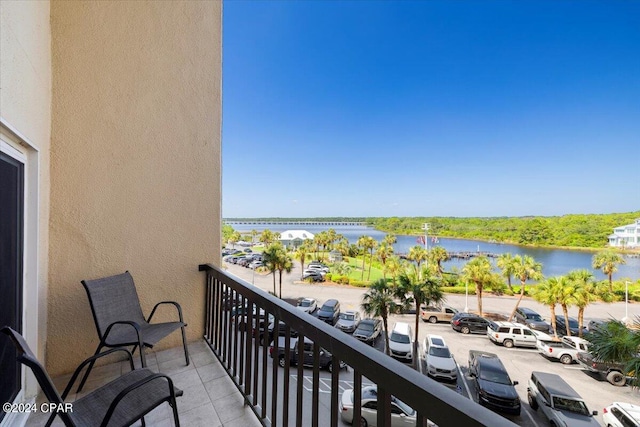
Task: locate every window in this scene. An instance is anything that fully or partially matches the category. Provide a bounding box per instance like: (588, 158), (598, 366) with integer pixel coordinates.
(523, 329), (534, 336)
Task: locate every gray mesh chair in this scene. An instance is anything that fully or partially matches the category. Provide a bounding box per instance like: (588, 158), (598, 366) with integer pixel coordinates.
(78, 271), (188, 392)
(1, 326), (181, 427)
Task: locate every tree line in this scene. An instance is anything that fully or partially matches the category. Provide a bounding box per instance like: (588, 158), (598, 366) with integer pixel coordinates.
(367, 211), (640, 249)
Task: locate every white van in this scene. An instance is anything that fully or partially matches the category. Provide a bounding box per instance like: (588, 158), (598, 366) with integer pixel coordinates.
(388, 322), (413, 362)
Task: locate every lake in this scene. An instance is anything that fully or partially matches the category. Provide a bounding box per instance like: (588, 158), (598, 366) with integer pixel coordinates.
(229, 223), (640, 281)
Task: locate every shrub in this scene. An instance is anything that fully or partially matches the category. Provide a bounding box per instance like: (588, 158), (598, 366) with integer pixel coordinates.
(324, 273), (333, 282)
(349, 280), (369, 288)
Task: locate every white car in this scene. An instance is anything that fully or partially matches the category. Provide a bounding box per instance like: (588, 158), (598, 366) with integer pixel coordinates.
(339, 385), (436, 427)
(423, 335), (457, 382)
(388, 322), (413, 362)
(603, 402), (640, 427)
(296, 297), (317, 314)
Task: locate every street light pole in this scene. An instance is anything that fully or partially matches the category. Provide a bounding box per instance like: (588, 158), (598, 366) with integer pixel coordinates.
(623, 281), (630, 324)
(464, 281), (469, 313)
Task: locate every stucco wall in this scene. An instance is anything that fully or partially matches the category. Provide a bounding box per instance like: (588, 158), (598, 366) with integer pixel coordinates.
(49, 1), (221, 375)
(0, 0), (52, 372)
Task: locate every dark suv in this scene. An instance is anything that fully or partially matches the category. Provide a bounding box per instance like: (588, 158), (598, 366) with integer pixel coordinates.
(317, 299), (340, 325)
(514, 307), (550, 332)
(451, 313), (490, 334)
(555, 316), (586, 336)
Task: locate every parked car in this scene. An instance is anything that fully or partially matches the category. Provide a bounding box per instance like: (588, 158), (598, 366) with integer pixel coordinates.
(588, 318), (607, 332)
(555, 316), (587, 336)
(420, 305), (458, 323)
(423, 334), (457, 382)
(317, 299), (340, 325)
(296, 297), (317, 314)
(302, 270), (325, 282)
(603, 402), (640, 427)
(339, 385), (435, 427)
(487, 321), (538, 348)
(335, 310), (361, 333)
(450, 313), (490, 335)
(388, 322), (414, 363)
(514, 307), (551, 332)
(307, 263), (329, 273)
(468, 350), (520, 415)
(352, 318), (382, 345)
(303, 268), (326, 277)
(249, 260), (263, 269)
(269, 336), (346, 372)
(527, 371), (599, 426)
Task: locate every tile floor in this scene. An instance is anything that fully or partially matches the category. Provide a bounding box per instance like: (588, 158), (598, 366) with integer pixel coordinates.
(25, 340), (262, 427)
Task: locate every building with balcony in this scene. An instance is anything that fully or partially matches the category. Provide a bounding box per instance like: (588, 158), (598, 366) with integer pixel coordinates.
(2, 2), (513, 426)
(608, 219), (640, 248)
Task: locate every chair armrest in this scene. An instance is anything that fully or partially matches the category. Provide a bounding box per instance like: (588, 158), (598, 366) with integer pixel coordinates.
(147, 301), (185, 324)
(100, 373), (179, 427)
(61, 348), (134, 400)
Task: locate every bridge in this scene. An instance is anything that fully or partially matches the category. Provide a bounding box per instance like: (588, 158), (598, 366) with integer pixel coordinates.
(224, 220), (366, 226)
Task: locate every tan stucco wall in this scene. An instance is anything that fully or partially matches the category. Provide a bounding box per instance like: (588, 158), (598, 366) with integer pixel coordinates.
(48, 1), (221, 375)
(0, 0), (52, 369)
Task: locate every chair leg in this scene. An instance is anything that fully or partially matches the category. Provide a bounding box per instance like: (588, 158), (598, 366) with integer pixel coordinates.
(181, 325), (190, 366)
(171, 398), (181, 427)
(76, 344), (103, 393)
(141, 416), (146, 427)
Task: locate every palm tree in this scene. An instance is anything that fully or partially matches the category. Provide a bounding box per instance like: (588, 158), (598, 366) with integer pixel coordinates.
(496, 253), (517, 292)
(567, 269), (596, 337)
(361, 279), (397, 356)
(585, 318), (640, 387)
(262, 243), (281, 296)
(428, 246), (449, 277)
(376, 242), (394, 280)
(262, 242), (291, 297)
(555, 275), (577, 336)
(357, 235), (369, 281)
(364, 236), (378, 281)
(294, 242), (311, 279)
(532, 277), (561, 338)
(592, 250), (626, 292)
(259, 229), (277, 246)
(326, 228), (339, 251)
(397, 264), (443, 368)
(384, 256), (403, 287)
(407, 245), (428, 269)
(276, 254), (293, 298)
(250, 229), (259, 244)
(461, 256), (495, 317)
(229, 231), (241, 248)
(508, 255), (543, 321)
(383, 233), (397, 246)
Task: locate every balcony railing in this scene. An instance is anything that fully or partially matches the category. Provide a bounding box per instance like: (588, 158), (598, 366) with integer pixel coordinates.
(199, 264), (517, 427)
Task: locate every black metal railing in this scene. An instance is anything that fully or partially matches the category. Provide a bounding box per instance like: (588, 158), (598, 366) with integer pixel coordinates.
(199, 264), (517, 427)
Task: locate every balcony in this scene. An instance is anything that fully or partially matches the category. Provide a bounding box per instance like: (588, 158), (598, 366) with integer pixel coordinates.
(24, 264), (516, 426)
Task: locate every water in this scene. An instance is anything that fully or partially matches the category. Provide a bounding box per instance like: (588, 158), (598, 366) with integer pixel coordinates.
(230, 223), (640, 281)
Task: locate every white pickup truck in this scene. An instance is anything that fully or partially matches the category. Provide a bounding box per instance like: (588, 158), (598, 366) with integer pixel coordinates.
(537, 336), (590, 365)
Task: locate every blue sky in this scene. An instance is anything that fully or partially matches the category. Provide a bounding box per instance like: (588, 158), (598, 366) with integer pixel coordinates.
(222, 1), (640, 218)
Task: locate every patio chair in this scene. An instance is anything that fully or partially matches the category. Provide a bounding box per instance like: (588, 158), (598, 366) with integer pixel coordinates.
(78, 271), (188, 392)
(1, 326), (181, 427)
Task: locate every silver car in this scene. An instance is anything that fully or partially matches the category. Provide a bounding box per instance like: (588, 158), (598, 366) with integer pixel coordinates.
(296, 297), (317, 314)
(423, 334), (457, 382)
(335, 310), (361, 333)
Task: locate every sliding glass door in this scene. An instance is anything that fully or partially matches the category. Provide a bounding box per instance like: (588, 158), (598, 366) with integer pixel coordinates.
(0, 149), (24, 419)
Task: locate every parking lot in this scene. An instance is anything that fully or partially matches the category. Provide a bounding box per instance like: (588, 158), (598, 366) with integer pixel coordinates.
(225, 261), (640, 426)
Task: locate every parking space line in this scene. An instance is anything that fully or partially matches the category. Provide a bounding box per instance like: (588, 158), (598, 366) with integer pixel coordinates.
(521, 406), (542, 427)
(458, 361), (473, 398)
